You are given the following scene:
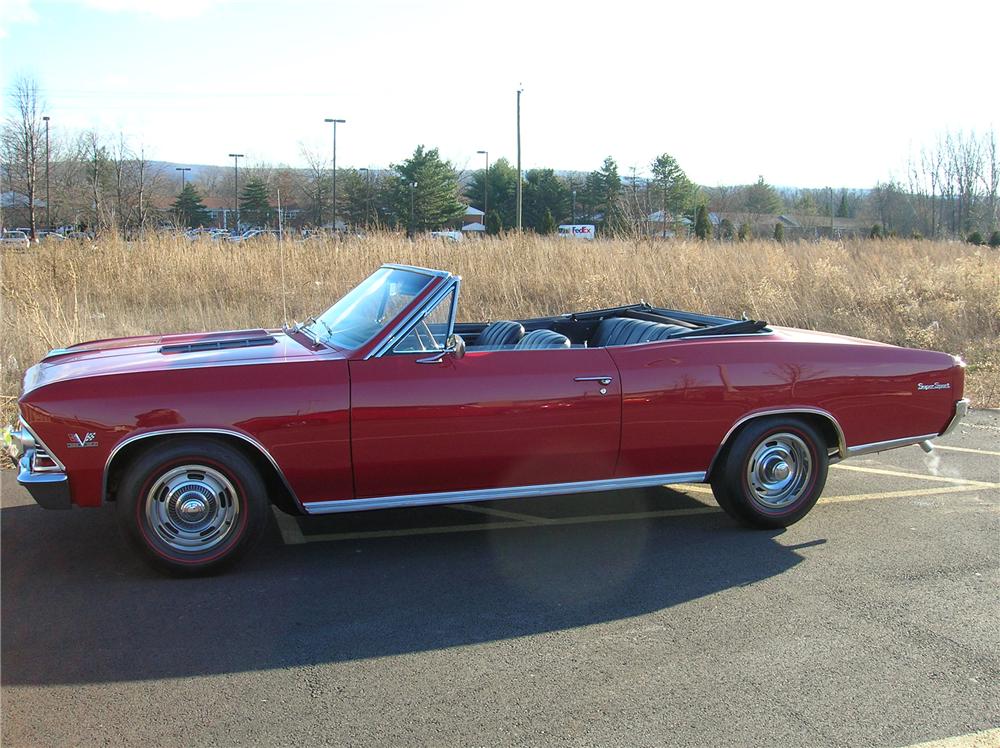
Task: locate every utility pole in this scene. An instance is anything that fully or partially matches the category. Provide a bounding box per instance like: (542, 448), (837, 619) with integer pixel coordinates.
(408, 181), (418, 239)
(229, 153), (244, 231)
(175, 166), (191, 191)
(516, 87), (523, 231)
(359, 167), (370, 229)
(43, 116), (51, 230)
(324, 118), (346, 231)
(476, 149), (489, 222)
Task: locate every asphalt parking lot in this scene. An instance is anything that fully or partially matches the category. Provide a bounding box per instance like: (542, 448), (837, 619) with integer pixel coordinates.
(2, 411), (998, 747)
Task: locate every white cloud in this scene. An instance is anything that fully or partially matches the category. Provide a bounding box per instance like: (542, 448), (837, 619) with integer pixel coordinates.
(0, 0), (39, 38)
(74, 0), (231, 19)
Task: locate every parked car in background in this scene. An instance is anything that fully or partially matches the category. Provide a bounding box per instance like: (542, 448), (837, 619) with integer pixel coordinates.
(5, 263), (968, 575)
(227, 229), (281, 243)
(1, 230), (30, 249)
(37, 231), (65, 242)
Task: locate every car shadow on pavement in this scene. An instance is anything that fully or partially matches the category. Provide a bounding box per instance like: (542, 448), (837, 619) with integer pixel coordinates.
(1, 487), (819, 686)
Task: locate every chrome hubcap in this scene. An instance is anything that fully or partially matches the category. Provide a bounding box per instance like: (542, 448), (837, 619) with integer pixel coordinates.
(145, 465), (240, 553)
(746, 433), (812, 510)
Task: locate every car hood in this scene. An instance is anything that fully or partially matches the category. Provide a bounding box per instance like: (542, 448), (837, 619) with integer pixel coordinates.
(23, 328), (333, 394)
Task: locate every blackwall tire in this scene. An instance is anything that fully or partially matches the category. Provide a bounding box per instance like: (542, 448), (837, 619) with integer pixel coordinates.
(710, 417), (828, 529)
(115, 439), (268, 575)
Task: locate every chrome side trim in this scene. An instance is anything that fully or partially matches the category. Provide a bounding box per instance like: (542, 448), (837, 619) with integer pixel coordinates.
(845, 433), (940, 458)
(365, 276), (460, 360)
(302, 471), (707, 515)
(940, 398), (970, 438)
(102, 428), (304, 512)
(707, 407), (848, 477)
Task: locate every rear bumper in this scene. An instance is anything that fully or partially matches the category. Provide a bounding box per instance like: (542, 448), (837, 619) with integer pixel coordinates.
(17, 451), (72, 510)
(940, 398), (971, 438)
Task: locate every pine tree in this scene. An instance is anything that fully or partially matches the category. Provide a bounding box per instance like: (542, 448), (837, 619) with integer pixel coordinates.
(467, 158), (519, 229)
(694, 205), (712, 240)
(389, 145), (464, 232)
(989, 230), (1000, 248)
(170, 183), (211, 228)
(238, 179), (273, 228)
(773, 221), (784, 242)
(836, 190), (850, 218)
(540, 207), (556, 235)
(719, 218), (735, 240)
(651, 153), (697, 232)
(485, 210), (502, 235)
(738, 222), (751, 241)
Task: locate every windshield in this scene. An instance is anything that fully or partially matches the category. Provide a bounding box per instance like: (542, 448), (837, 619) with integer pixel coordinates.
(305, 267), (435, 349)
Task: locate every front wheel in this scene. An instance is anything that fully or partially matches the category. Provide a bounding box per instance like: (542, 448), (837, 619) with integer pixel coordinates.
(115, 439), (269, 575)
(711, 417), (829, 528)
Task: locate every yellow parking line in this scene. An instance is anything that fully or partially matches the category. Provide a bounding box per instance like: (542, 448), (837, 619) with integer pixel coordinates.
(818, 484), (994, 504)
(932, 444), (1000, 457)
(901, 726), (1000, 748)
(445, 503), (552, 523)
(830, 463), (1000, 488)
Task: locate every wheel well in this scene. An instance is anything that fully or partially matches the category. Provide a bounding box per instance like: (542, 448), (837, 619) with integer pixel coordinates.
(104, 433), (301, 515)
(707, 411), (843, 480)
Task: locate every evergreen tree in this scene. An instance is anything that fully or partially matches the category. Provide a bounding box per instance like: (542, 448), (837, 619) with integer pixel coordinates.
(719, 217), (735, 240)
(540, 207), (557, 235)
(836, 189), (850, 218)
(694, 204), (712, 240)
(650, 153), (697, 230)
(523, 169), (570, 231)
(989, 230), (1000, 248)
(170, 183), (211, 228)
(967, 231), (984, 245)
(738, 222), (751, 241)
(485, 210), (502, 235)
(744, 176), (781, 218)
(773, 221), (784, 242)
(389, 145), (464, 233)
(591, 156), (624, 234)
(466, 158), (519, 229)
(238, 178), (273, 227)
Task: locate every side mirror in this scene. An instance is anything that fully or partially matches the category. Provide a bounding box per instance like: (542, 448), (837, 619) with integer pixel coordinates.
(447, 333), (466, 359)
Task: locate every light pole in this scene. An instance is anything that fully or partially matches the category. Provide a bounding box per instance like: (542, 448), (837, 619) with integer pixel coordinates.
(324, 118), (346, 230)
(516, 87), (523, 231)
(228, 153), (243, 231)
(358, 167), (370, 229)
(408, 181), (417, 239)
(175, 166), (191, 191)
(42, 115), (50, 229)
(572, 189), (577, 224)
(476, 149), (489, 223)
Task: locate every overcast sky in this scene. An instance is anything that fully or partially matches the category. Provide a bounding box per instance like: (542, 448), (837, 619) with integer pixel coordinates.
(2, 0), (997, 188)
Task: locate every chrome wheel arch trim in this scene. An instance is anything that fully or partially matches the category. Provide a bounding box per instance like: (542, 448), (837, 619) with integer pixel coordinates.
(102, 428), (304, 512)
(707, 407), (848, 478)
(301, 471), (707, 515)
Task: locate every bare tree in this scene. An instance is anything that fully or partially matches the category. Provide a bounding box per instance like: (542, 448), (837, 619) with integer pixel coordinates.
(1, 77), (45, 237)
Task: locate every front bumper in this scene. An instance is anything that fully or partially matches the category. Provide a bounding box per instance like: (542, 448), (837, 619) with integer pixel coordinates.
(17, 450), (72, 509)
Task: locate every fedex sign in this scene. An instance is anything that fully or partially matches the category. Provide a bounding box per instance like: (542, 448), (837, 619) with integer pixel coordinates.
(557, 224), (596, 240)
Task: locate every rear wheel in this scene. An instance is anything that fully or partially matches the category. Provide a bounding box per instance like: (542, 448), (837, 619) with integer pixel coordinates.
(115, 439), (268, 575)
(711, 417), (828, 528)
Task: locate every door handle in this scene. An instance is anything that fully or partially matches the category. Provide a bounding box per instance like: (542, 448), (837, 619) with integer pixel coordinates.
(575, 376), (613, 385)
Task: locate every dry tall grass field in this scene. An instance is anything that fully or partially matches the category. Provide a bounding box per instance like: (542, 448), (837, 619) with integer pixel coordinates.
(2, 235), (997, 430)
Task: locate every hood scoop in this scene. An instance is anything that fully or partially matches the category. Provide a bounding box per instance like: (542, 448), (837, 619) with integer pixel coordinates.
(160, 335), (277, 355)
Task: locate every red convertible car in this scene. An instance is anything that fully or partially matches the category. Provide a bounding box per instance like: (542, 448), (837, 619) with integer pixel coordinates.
(7, 263), (968, 574)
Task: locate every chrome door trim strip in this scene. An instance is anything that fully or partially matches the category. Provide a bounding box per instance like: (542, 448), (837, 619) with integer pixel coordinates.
(102, 428), (305, 512)
(844, 433), (940, 458)
(302, 471), (707, 515)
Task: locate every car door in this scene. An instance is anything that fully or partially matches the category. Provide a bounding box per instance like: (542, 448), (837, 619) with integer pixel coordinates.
(349, 347), (621, 498)
(348, 293), (621, 498)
